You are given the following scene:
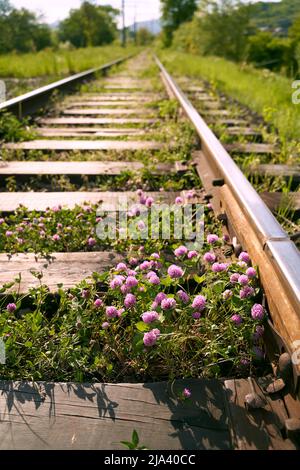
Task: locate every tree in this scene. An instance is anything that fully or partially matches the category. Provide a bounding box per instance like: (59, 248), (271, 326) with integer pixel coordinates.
(8, 9), (52, 52)
(247, 32), (293, 73)
(59, 1), (118, 48)
(161, 0), (198, 47)
(136, 28), (154, 46)
(199, 0), (252, 62)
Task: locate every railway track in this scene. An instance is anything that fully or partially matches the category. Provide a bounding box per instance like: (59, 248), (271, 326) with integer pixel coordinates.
(0, 52), (299, 450)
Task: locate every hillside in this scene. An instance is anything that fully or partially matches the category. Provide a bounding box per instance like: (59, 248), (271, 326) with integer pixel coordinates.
(250, 0), (300, 35)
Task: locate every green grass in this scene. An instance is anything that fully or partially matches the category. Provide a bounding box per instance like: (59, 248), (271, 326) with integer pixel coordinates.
(159, 51), (300, 143)
(0, 45), (139, 78)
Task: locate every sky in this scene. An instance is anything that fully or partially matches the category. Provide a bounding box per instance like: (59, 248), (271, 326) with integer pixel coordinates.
(10, 1), (279, 26)
(11, 0), (162, 26)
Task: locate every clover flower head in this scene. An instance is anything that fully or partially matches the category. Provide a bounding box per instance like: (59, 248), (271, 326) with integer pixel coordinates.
(161, 297), (176, 310)
(168, 264), (184, 279)
(141, 311), (159, 324)
(192, 295), (206, 311)
(239, 251), (250, 263)
(251, 303), (264, 321)
(207, 234), (219, 244)
(174, 245), (188, 257)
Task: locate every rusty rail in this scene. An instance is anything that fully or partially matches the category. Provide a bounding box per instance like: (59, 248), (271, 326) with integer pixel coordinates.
(0, 55), (133, 119)
(155, 55), (300, 392)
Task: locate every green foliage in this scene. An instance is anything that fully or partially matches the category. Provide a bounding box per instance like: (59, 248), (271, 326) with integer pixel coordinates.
(247, 32), (295, 74)
(0, 112), (35, 142)
(250, 0), (300, 35)
(121, 430), (148, 450)
(0, 45), (139, 78)
(159, 50), (300, 141)
(199, 0), (252, 62)
(136, 28), (155, 46)
(58, 1), (118, 48)
(161, 0), (198, 47)
(172, 17), (204, 54)
(0, 206), (266, 382)
(0, 1), (52, 53)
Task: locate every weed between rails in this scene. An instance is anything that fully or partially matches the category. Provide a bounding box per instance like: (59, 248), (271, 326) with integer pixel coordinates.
(0, 199), (268, 382)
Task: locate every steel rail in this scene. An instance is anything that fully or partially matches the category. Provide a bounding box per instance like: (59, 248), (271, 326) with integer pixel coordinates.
(155, 56), (300, 389)
(0, 55), (133, 119)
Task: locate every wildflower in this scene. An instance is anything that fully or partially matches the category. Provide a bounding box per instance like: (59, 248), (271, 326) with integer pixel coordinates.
(52, 234), (60, 242)
(125, 276), (138, 288)
(175, 196), (183, 205)
(240, 286), (255, 299)
(246, 267), (256, 278)
(203, 252), (216, 263)
(57, 223), (63, 229)
(168, 264), (184, 279)
(192, 295), (206, 311)
(207, 234), (219, 244)
(231, 314), (243, 325)
(253, 325), (265, 341)
(223, 234), (230, 242)
(139, 195), (147, 205)
(136, 189), (143, 197)
(149, 275), (160, 285)
(110, 276), (124, 289)
(174, 245), (188, 257)
(88, 237), (96, 247)
(237, 261), (247, 268)
(161, 297), (176, 310)
(212, 262), (228, 272)
(192, 312), (201, 319)
(116, 263), (127, 272)
(6, 303), (16, 313)
(240, 358), (250, 366)
(155, 292), (167, 304)
(0, 218), (4, 224)
(177, 290), (189, 304)
(145, 197), (154, 208)
(239, 251), (250, 263)
(5, 230), (13, 237)
(222, 289), (233, 300)
(121, 284), (130, 295)
(139, 260), (152, 271)
(118, 308), (125, 317)
(207, 203), (213, 210)
(81, 289), (90, 299)
(124, 293), (136, 309)
(251, 304), (264, 321)
(141, 311), (159, 324)
(94, 298), (103, 308)
(102, 322), (110, 329)
(238, 274), (249, 285)
(106, 306), (119, 318)
(230, 273), (240, 284)
(129, 257), (138, 266)
(143, 329), (160, 347)
(151, 253), (160, 259)
(183, 388), (192, 398)
(186, 190), (195, 200)
(187, 250), (198, 259)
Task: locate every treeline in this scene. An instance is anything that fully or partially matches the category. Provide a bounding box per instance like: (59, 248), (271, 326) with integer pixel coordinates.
(161, 0), (300, 77)
(0, 0), (119, 54)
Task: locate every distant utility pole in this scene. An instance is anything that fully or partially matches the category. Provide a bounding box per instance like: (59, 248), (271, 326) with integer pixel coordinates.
(133, 2), (137, 45)
(122, 0), (126, 47)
